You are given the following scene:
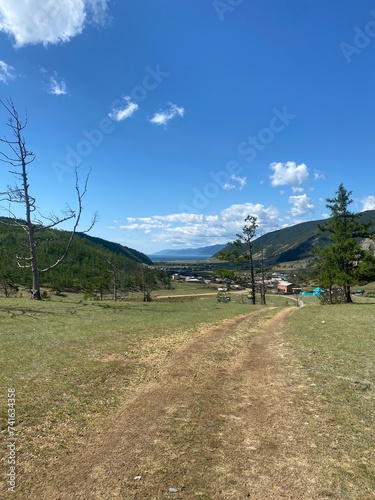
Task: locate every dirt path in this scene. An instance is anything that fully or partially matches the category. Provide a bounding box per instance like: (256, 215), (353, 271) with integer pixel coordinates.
(154, 292), (239, 299)
(24, 307), (335, 499)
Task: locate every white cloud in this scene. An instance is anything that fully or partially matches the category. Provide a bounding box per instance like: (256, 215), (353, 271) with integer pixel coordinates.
(119, 203), (280, 248)
(313, 169), (325, 180)
(361, 195), (375, 211)
(48, 72), (68, 95)
(0, 60), (15, 84)
(109, 96), (138, 122)
(150, 103), (185, 126)
(0, 0), (110, 47)
(231, 174), (247, 189)
(270, 161), (309, 187)
(288, 194), (315, 217)
(291, 186), (304, 193)
(223, 175), (247, 191)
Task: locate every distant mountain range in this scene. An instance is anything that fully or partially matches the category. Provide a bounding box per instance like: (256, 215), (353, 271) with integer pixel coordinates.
(149, 244), (227, 260)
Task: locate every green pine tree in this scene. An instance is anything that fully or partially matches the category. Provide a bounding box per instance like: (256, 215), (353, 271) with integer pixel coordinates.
(317, 184), (375, 303)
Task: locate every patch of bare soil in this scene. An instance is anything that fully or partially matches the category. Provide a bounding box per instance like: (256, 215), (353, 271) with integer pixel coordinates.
(17, 308), (338, 499)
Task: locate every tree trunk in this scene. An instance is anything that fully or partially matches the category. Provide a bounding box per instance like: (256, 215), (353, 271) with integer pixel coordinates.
(260, 287), (266, 305)
(113, 279), (117, 301)
(248, 244), (256, 305)
(23, 158), (41, 300)
(344, 285), (352, 303)
(328, 285), (333, 305)
(259, 246), (266, 305)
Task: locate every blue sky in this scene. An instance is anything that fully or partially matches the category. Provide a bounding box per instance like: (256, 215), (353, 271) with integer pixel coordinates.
(0, 0), (375, 254)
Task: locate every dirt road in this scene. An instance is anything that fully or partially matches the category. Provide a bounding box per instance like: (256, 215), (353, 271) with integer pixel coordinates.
(25, 307), (335, 499)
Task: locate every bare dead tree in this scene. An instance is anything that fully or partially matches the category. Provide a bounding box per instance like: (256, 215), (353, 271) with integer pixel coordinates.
(0, 98), (97, 299)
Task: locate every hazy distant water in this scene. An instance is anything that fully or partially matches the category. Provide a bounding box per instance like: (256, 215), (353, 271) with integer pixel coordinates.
(148, 255), (209, 262)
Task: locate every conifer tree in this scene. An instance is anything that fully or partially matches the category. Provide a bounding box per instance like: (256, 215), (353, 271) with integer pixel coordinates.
(318, 184), (374, 303)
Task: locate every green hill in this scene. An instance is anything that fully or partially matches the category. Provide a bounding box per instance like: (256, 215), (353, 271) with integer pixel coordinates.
(216, 210), (375, 265)
(0, 218), (154, 294)
(76, 232), (153, 265)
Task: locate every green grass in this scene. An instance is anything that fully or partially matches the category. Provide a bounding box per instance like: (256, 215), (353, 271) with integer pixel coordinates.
(154, 280), (217, 296)
(289, 303), (375, 497)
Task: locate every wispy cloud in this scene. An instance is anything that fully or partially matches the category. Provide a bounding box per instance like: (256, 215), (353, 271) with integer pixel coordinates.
(223, 174), (247, 190)
(0, 60), (16, 84)
(86, 0), (111, 26)
(109, 96), (138, 122)
(150, 103), (185, 126)
(0, 0), (110, 47)
(291, 186), (304, 193)
(48, 72), (68, 95)
(313, 169), (325, 180)
(270, 161), (309, 187)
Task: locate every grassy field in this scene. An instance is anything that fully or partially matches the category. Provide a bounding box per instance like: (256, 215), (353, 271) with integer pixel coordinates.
(289, 303), (375, 497)
(1, 292), (375, 497)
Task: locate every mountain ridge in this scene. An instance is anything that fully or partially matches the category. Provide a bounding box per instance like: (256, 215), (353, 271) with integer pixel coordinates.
(215, 210), (375, 265)
(149, 244), (226, 258)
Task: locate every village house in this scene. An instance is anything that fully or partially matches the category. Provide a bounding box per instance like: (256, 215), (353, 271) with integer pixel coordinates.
(277, 281), (300, 294)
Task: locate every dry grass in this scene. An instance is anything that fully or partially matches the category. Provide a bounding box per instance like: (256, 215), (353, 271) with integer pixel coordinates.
(289, 303), (375, 498)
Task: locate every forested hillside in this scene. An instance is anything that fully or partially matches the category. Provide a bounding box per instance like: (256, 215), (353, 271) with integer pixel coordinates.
(0, 218), (167, 298)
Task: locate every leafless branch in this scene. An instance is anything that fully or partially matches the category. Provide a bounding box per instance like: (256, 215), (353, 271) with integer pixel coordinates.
(33, 205), (76, 230)
(40, 167), (96, 273)
(0, 102), (35, 190)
